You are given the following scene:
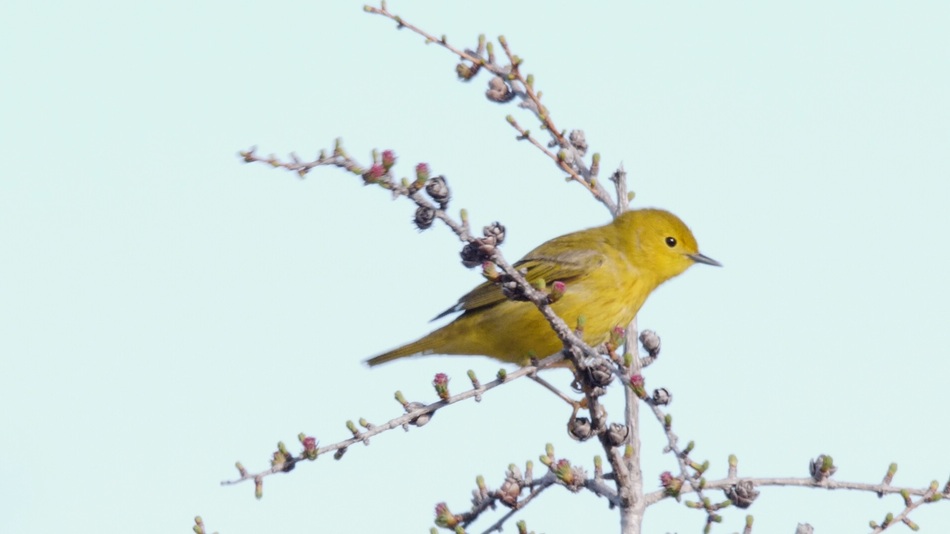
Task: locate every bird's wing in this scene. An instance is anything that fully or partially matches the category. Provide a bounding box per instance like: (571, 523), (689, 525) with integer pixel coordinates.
(432, 234), (606, 320)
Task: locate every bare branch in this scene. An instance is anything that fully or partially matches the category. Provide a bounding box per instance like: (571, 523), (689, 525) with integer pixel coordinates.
(363, 2), (620, 216)
(221, 351), (565, 489)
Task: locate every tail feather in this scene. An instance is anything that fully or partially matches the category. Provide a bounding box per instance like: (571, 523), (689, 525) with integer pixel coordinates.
(365, 337), (436, 367)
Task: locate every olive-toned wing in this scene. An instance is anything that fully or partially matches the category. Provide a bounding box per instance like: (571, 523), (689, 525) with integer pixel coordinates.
(432, 234), (606, 320)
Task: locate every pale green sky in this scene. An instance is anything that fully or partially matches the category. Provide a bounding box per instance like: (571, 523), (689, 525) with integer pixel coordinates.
(3, 1), (950, 532)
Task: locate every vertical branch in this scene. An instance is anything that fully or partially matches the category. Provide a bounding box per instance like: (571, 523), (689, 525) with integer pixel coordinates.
(621, 317), (645, 533)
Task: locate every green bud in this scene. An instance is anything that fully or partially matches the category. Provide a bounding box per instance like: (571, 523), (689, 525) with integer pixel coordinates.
(821, 455), (834, 470)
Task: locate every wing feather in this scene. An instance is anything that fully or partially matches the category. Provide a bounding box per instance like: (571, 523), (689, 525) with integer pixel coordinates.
(432, 232), (607, 320)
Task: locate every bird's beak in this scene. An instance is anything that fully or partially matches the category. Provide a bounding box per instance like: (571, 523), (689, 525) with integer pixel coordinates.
(689, 253), (722, 267)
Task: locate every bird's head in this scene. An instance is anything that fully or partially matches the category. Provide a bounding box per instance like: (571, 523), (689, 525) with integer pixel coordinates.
(618, 209), (720, 282)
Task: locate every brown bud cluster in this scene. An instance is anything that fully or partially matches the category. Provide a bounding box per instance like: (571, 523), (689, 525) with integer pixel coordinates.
(639, 330), (661, 358)
(585, 356), (614, 388)
(497, 475), (523, 507)
(425, 175), (450, 208)
(606, 423), (628, 447)
(568, 130), (588, 156)
(414, 206), (436, 230)
(652, 387), (672, 405)
(486, 76), (515, 103)
(459, 222), (506, 268)
(725, 479), (760, 509)
(567, 416), (593, 442)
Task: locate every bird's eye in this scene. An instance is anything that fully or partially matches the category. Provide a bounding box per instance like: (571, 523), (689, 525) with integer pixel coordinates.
(665, 237), (677, 248)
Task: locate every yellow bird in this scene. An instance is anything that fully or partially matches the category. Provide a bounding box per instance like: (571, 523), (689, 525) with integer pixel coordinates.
(366, 208), (719, 367)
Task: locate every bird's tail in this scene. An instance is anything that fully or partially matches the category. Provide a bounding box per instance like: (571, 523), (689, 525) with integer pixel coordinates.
(364, 337), (437, 367)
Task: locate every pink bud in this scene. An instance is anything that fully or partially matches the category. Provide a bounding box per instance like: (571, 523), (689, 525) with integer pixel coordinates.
(415, 162), (431, 181)
(381, 149), (396, 168)
(659, 471), (673, 486)
(369, 164), (385, 179)
(432, 373), (450, 400)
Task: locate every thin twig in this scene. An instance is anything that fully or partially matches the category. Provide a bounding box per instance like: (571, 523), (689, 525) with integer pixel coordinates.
(642, 476), (947, 506)
(221, 351), (565, 487)
(480, 477), (556, 534)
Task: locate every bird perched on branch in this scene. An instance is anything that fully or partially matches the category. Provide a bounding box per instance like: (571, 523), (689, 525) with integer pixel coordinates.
(366, 208), (719, 367)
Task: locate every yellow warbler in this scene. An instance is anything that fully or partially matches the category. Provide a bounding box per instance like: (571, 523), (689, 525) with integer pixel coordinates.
(366, 208), (718, 366)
